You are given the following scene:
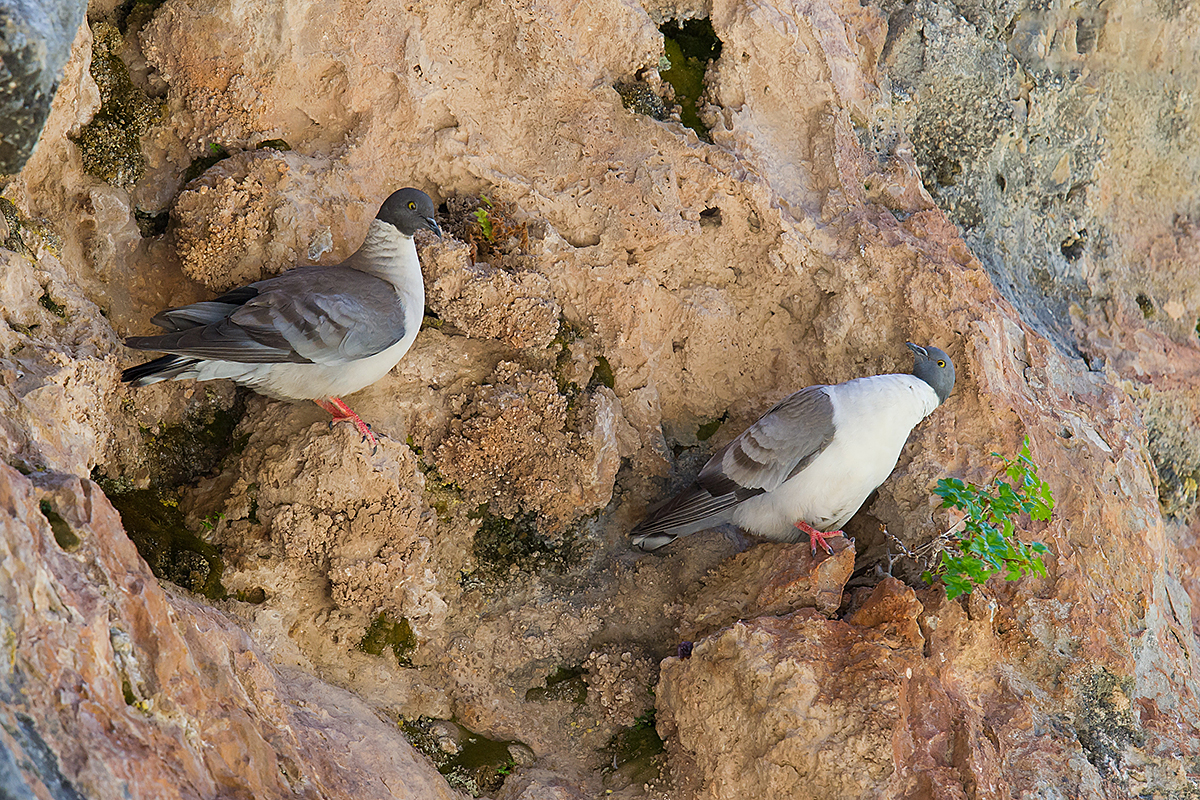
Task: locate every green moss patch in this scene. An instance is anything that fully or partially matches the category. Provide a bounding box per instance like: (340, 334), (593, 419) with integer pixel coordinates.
(359, 612), (417, 667)
(402, 718), (523, 797)
(604, 709), (666, 790)
(659, 18), (723, 141)
(94, 395), (245, 600)
(696, 411), (728, 442)
(96, 487), (227, 599)
(71, 21), (161, 189)
(525, 666), (587, 704)
(469, 508), (581, 583)
(184, 143), (232, 183)
(37, 291), (67, 319)
(588, 356), (615, 391)
(39, 500), (80, 550)
(137, 397), (246, 488)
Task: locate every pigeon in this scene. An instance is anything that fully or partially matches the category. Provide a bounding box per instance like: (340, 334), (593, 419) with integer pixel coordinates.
(631, 343), (955, 554)
(122, 187), (442, 446)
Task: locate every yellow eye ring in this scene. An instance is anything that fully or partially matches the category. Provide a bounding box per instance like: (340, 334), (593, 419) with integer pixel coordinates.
(407, 201), (417, 210)
(937, 360), (946, 367)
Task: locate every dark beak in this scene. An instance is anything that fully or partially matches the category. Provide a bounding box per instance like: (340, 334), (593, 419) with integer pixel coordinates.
(905, 342), (928, 358)
(425, 217), (443, 239)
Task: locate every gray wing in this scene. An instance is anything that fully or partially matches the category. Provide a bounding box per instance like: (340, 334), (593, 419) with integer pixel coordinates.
(631, 386), (835, 549)
(700, 385), (836, 495)
(125, 266), (409, 365)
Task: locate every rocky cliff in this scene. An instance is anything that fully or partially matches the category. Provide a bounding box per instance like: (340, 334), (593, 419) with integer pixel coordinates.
(2, 0), (1198, 796)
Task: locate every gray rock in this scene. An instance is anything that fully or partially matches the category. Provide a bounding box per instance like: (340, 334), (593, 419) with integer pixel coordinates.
(0, 0), (88, 173)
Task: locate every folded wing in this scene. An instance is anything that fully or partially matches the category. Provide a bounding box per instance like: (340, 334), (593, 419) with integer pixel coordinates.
(631, 386), (836, 547)
(125, 267), (409, 365)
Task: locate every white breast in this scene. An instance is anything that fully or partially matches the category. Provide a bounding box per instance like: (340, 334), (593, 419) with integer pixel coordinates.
(731, 374), (940, 538)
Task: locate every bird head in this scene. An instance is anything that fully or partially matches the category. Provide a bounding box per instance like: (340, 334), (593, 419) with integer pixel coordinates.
(906, 342), (955, 404)
(377, 188), (443, 238)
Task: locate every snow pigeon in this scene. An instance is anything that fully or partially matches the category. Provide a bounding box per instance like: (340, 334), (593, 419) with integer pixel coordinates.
(631, 343), (955, 553)
(122, 187), (442, 445)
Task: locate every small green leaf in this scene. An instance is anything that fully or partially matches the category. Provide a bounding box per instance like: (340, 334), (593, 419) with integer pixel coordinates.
(474, 207), (494, 241)
(926, 440), (1054, 599)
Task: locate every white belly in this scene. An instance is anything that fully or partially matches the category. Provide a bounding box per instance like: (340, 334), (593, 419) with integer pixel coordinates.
(189, 326), (420, 401)
(731, 374), (940, 538)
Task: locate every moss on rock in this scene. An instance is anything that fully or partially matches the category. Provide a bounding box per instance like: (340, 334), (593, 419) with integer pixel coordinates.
(71, 21), (161, 189)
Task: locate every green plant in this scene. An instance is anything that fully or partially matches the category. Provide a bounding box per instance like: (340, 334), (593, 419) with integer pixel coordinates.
(473, 196), (494, 241)
(923, 438), (1052, 599)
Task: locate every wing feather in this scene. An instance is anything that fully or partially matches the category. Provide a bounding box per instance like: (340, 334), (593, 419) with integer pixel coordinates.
(125, 266), (409, 365)
(707, 386), (835, 492)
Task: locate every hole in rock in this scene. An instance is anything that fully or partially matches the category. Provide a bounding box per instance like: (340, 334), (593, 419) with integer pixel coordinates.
(40, 500), (79, 550)
(93, 394), (246, 599)
(659, 18), (724, 141)
(134, 207), (169, 238)
(402, 717), (526, 796)
(1060, 229), (1087, 261)
(699, 206), (722, 226)
(1135, 293), (1154, 317)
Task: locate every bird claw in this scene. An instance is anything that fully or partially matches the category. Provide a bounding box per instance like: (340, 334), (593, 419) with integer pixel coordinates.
(315, 398), (380, 451)
(795, 519), (840, 557)
(810, 535), (835, 557)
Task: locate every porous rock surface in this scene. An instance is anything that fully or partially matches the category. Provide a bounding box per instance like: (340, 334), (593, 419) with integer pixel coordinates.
(0, 463), (464, 799)
(1, 0), (1199, 795)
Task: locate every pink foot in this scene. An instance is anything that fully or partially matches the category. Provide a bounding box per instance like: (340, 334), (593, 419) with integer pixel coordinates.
(314, 397), (378, 447)
(794, 519), (842, 556)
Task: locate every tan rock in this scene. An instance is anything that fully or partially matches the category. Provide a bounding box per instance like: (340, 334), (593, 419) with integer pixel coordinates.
(421, 235), (562, 350)
(434, 361), (619, 525)
(657, 596), (925, 799)
(679, 539), (856, 641)
(0, 463), (464, 799)
(3, 0), (1200, 794)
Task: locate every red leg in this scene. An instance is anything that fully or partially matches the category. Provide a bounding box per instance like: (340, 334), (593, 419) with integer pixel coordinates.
(313, 397), (378, 447)
(794, 519), (841, 556)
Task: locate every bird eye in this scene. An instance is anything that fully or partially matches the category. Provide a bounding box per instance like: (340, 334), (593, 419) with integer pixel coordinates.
(937, 360), (946, 367)
(407, 201), (416, 210)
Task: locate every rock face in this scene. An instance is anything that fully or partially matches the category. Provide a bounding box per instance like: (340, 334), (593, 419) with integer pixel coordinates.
(1, 0), (1199, 796)
(0, 0), (88, 173)
(0, 463), (464, 799)
(658, 580), (926, 799)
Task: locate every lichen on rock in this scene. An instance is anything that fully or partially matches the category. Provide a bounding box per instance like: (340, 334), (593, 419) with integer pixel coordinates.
(171, 149), (365, 291)
(421, 235), (561, 350)
(71, 20), (161, 189)
(434, 361), (621, 526)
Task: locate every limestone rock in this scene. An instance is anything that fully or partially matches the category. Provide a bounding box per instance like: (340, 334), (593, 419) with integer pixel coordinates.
(435, 361), (622, 525)
(0, 463), (464, 799)
(678, 540), (856, 641)
(421, 235), (561, 350)
(3, 0), (1200, 794)
(657, 580), (926, 799)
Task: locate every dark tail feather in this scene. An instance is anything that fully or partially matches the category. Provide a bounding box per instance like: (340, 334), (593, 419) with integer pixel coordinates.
(630, 530), (679, 551)
(629, 481), (745, 551)
(121, 354), (199, 385)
